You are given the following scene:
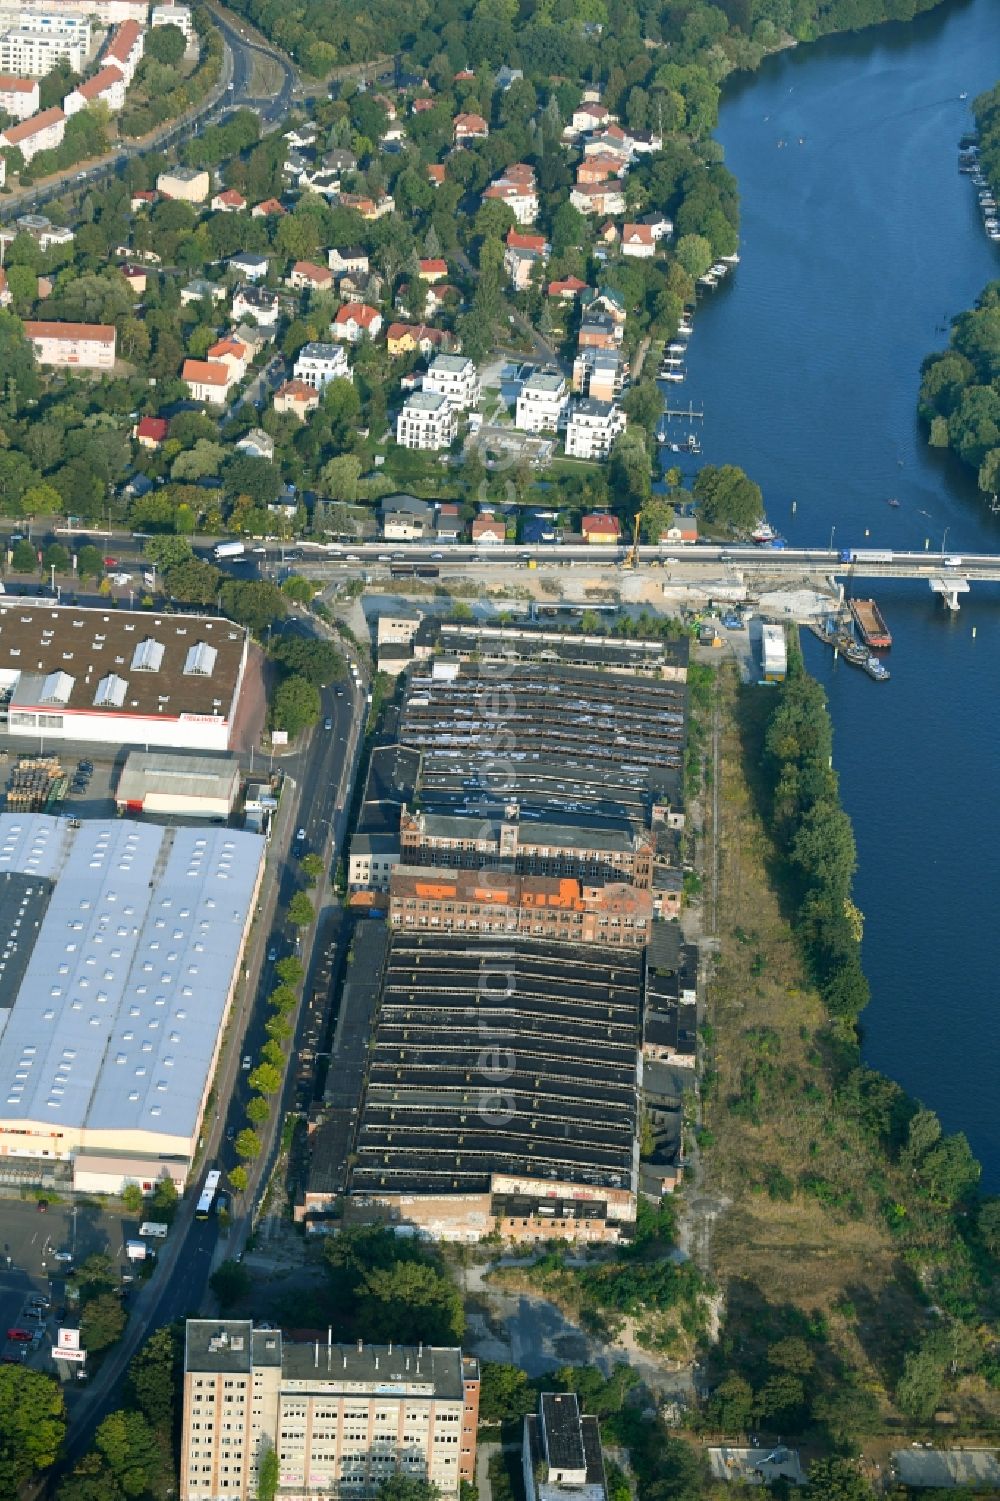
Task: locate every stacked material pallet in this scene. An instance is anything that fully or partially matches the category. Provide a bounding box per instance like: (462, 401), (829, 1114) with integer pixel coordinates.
(5, 757), (64, 812)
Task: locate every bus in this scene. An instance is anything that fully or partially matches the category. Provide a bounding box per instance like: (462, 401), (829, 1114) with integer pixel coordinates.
(196, 1169), (222, 1219)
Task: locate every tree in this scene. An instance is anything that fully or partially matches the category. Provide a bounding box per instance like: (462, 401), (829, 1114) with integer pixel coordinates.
(249, 1062), (282, 1096)
(271, 674), (321, 737)
(703, 1373), (753, 1434)
(275, 957), (304, 986)
(288, 891), (315, 927)
(358, 1260), (465, 1345)
(804, 1458), (873, 1501)
(145, 534), (194, 570)
(121, 1183), (144, 1213)
(377, 1481), (440, 1501)
(675, 233), (714, 280)
(221, 578), (287, 634)
(270, 635), (343, 686)
(145, 20), (185, 63)
(77, 544), (104, 582)
(12, 539), (37, 572)
(282, 575), (315, 605)
(300, 852), (325, 886)
(978, 1198), (1000, 1255)
(127, 1324), (180, 1430)
(234, 1128), (262, 1161)
(246, 1095), (270, 1125)
(6, 263), (37, 311)
(0, 1366), (65, 1499)
(167, 558), (221, 605)
(224, 454), (283, 507)
(81, 1292), (127, 1354)
(209, 1259), (251, 1310)
(693, 463), (763, 533)
(257, 1447), (279, 1501)
(151, 1176), (178, 1221)
(229, 1164), (249, 1193)
(268, 985), (298, 1014)
(478, 1362), (534, 1424)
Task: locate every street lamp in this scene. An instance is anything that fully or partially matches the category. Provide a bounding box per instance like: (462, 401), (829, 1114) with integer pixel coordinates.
(941, 527), (950, 556)
(828, 525), (836, 553)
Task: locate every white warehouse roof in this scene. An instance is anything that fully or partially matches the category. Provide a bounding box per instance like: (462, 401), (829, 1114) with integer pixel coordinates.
(0, 816), (265, 1168)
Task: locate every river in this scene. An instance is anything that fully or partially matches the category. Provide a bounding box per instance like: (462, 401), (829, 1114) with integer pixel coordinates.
(677, 0), (1000, 1187)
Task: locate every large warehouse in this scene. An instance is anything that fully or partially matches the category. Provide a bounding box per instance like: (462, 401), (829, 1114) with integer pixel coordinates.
(0, 815), (265, 1192)
(0, 602), (249, 751)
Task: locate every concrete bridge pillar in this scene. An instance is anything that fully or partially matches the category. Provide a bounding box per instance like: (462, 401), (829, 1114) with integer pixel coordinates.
(930, 576), (970, 611)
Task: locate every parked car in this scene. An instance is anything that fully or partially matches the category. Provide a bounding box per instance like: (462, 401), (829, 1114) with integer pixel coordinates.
(242, 1055), (251, 1071)
(52, 1250), (74, 1263)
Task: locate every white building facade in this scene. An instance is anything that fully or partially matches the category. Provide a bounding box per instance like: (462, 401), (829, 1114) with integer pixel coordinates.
(292, 340), (349, 389)
(564, 398), (626, 460)
(515, 371), (569, 433)
(396, 391), (456, 450)
(422, 354), (480, 412)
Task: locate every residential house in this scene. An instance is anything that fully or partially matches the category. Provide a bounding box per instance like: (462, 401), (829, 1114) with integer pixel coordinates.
(422, 353), (480, 412)
(586, 124), (632, 160)
(0, 106), (66, 163)
(328, 247), (369, 277)
(287, 260), (333, 293)
(411, 96), (435, 114)
(495, 64), (522, 90)
(581, 511), (622, 544)
(627, 127), (663, 155)
(119, 263), (147, 294)
(23, 320), (115, 369)
(0, 75), (39, 120)
(339, 268), (383, 303)
(181, 358), (234, 405)
(284, 123), (318, 150)
(236, 428), (274, 460)
(571, 101), (611, 134)
(252, 197), (285, 218)
(386, 322), (448, 358)
(472, 514), (506, 545)
(297, 168), (341, 199)
(133, 415), (168, 448)
(380, 493), (433, 540)
(569, 182), (626, 216)
(323, 147), (356, 174)
(547, 275), (587, 302)
(639, 210), (672, 240)
(151, 3), (193, 41)
(435, 502), (463, 541)
(293, 341), (349, 389)
(515, 370), (569, 433)
(156, 166), (209, 202)
(522, 1393), (608, 1501)
(426, 163), (445, 187)
(417, 257), (447, 283)
(662, 511), (699, 545)
(453, 111), (488, 143)
(205, 336), (250, 379)
(581, 287), (627, 325)
(577, 313), (622, 351)
(180, 277), (225, 306)
(565, 399), (626, 461)
(395, 391), (456, 450)
(504, 229), (549, 291)
(483, 162), (538, 225)
(576, 153), (627, 185)
(64, 62), (126, 115)
(231, 284), (280, 329)
(273, 378), (320, 419)
(232, 322), (272, 353)
(211, 188), (246, 212)
(103, 18), (143, 83)
(597, 220), (619, 246)
(339, 191), (394, 219)
(621, 223), (656, 259)
(130, 188), (156, 211)
(331, 302), (382, 343)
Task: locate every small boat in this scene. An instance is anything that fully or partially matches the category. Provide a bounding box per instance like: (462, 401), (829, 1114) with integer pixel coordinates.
(720, 251), (740, 264)
(960, 91), (968, 100)
(752, 521), (779, 542)
(666, 341), (686, 355)
(660, 367), (686, 383)
(697, 273), (718, 288)
(863, 656), (890, 682)
(886, 496), (900, 508)
(709, 262), (729, 277)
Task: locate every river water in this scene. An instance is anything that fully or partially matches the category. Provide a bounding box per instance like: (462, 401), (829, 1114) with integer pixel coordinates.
(678, 0), (1000, 1186)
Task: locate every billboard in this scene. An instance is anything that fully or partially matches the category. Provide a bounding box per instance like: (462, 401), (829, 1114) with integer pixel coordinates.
(53, 1328), (86, 1363)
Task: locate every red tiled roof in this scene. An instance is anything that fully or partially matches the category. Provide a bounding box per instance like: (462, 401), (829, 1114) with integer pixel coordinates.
(136, 416), (168, 441)
(2, 106), (65, 144)
(24, 319), (112, 342)
(207, 337), (248, 360)
(506, 229), (546, 252)
(334, 302), (379, 329)
(182, 358), (230, 386)
(0, 75), (37, 93)
(214, 188), (245, 207)
(418, 258), (447, 276)
(427, 164), (445, 184)
(582, 513), (620, 535)
(291, 259), (332, 283)
(454, 112), (487, 133)
(548, 276), (587, 296)
(105, 18), (142, 60)
(253, 197), (285, 215)
(276, 379), (319, 403)
(75, 64), (124, 100)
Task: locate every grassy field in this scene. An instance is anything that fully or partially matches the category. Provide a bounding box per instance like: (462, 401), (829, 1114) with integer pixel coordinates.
(702, 665), (933, 1415)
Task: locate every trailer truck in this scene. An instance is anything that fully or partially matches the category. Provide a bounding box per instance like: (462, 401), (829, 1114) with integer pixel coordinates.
(213, 541), (246, 562)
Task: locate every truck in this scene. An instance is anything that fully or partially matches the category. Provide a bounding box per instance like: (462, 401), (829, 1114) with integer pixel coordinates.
(839, 548), (894, 565)
(125, 1239), (154, 1263)
(138, 1222), (168, 1240)
(213, 541), (246, 562)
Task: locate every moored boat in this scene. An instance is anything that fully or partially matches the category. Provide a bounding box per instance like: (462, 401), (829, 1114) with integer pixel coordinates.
(849, 597), (892, 649)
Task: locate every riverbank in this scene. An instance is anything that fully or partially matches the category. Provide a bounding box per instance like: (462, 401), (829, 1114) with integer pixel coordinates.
(692, 655), (1000, 1440)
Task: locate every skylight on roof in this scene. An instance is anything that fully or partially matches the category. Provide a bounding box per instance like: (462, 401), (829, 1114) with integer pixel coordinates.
(184, 642), (217, 676)
(94, 674), (128, 708)
(40, 670), (74, 705)
(131, 638), (165, 672)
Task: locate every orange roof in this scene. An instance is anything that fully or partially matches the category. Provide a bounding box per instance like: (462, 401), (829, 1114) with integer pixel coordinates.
(0, 74), (37, 93)
(622, 223), (654, 242)
(276, 378), (319, 402)
(582, 513), (620, 535)
(76, 64), (124, 99)
(3, 106), (65, 144)
(24, 319), (112, 342)
(334, 301), (379, 328)
(214, 188), (245, 206)
(206, 337), (247, 359)
(427, 164), (445, 184)
(253, 197), (285, 215)
(182, 358), (230, 386)
(506, 229), (546, 253)
(548, 275), (587, 296)
(418, 258), (447, 275)
(105, 18), (141, 59)
(454, 111), (487, 133)
(291, 259), (331, 282)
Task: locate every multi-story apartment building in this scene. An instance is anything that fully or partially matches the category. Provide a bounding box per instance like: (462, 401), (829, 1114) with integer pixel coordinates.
(157, 165), (210, 202)
(22, 318), (114, 368)
(564, 398), (626, 461)
(515, 370), (568, 433)
(395, 391), (455, 450)
(0, 73), (37, 117)
(102, 17), (143, 82)
(0, 24), (85, 74)
(389, 865), (653, 946)
(180, 1322), (479, 1501)
(151, 2), (192, 39)
(292, 341), (349, 389)
(421, 354), (480, 413)
(64, 62), (126, 114)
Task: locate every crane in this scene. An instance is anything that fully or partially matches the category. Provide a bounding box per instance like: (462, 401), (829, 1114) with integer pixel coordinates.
(625, 512), (642, 568)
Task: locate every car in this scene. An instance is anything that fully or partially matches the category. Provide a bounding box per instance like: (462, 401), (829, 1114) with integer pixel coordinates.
(324, 717), (333, 731)
(103, 556), (117, 567)
(295, 828), (306, 841)
(226, 1125), (235, 1141)
(28, 1296), (50, 1311)
(430, 551), (444, 560)
(267, 945), (279, 962)
(78, 762), (92, 773)
(242, 1055), (251, 1071)
(52, 1251), (74, 1264)
(7, 1329), (31, 1341)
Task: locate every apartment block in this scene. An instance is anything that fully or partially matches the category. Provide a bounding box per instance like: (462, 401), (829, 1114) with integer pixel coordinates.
(151, 2), (192, 40)
(292, 340), (349, 390)
(515, 370), (568, 433)
(180, 1322), (479, 1501)
(421, 353), (480, 413)
(564, 398), (626, 461)
(0, 73), (37, 118)
(157, 165), (210, 202)
(396, 390), (455, 450)
(523, 1393), (607, 1501)
(0, 22), (87, 75)
(23, 318), (114, 368)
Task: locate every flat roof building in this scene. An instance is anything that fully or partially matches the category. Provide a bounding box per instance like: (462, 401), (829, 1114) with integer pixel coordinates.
(523, 1393), (607, 1501)
(181, 1321), (479, 1501)
(115, 751), (241, 820)
(0, 817), (265, 1190)
(0, 601), (249, 751)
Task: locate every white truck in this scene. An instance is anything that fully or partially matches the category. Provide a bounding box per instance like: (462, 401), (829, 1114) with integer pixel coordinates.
(125, 1239), (154, 1263)
(138, 1222), (168, 1240)
(213, 541), (246, 562)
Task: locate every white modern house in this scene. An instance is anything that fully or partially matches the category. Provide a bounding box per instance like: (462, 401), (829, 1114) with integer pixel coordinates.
(422, 354), (480, 413)
(396, 391), (456, 450)
(293, 341), (350, 390)
(515, 370), (569, 433)
(563, 398), (626, 460)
